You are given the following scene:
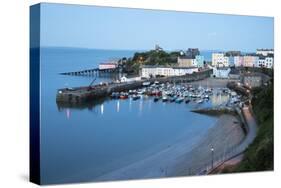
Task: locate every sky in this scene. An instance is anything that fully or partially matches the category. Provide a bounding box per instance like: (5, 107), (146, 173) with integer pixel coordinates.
(39, 3), (274, 52)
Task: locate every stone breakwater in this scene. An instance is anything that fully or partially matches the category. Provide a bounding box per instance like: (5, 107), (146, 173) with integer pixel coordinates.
(56, 69), (212, 105)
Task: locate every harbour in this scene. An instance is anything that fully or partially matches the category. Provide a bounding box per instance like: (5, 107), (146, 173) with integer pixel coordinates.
(40, 47), (269, 184)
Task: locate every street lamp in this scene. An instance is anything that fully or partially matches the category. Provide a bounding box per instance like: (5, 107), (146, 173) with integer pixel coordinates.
(211, 146), (214, 169)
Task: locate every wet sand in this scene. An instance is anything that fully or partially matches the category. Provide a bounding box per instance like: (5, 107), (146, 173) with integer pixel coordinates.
(95, 114), (245, 181)
(171, 114), (245, 176)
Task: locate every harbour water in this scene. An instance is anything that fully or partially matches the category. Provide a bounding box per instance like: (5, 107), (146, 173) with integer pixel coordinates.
(40, 47), (227, 184)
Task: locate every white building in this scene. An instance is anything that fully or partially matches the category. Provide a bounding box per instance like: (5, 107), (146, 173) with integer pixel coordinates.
(212, 67), (231, 78)
(265, 56), (274, 69)
(256, 49), (274, 56)
(141, 66), (198, 78)
(173, 67), (198, 75)
(258, 58), (265, 68)
(212, 53), (229, 67)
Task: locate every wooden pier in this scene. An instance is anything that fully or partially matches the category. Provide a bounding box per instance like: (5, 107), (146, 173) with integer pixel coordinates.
(60, 68), (119, 76)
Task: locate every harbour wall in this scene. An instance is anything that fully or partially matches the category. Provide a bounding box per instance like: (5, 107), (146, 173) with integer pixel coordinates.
(56, 69), (213, 105)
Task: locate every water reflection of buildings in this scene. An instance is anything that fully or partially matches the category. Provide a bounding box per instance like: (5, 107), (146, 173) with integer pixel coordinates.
(117, 100), (120, 112)
(58, 94), (229, 119)
(66, 108), (71, 119)
(210, 94), (229, 106)
(101, 104), (104, 115)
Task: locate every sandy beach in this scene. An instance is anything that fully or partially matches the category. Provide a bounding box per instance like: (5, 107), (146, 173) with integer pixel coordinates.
(95, 113), (245, 182)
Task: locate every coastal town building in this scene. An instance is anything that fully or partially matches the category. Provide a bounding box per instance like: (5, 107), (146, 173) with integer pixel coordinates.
(257, 57), (265, 68)
(229, 68), (241, 80)
(242, 55), (259, 67)
(212, 53), (229, 67)
(265, 56), (274, 69)
(228, 56), (235, 67)
(141, 65), (198, 78)
(225, 51), (241, 67)
(234, 56), (244, 67)
(185, 48), (200, 59)
(195, 55), (205, 68)
(241, 73), (264, 88)
(225, 51), (241, 57)
(177, 56), (197, 67)
(256, 49), (274, 56)
(99, 62), (118, 70)
(212, 67), (231, 78)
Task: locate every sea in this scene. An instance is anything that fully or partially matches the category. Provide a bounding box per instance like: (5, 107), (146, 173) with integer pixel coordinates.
(40, 47), (225, 184)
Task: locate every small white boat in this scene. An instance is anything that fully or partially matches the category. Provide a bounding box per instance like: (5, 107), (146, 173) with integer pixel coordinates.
(142, 81), (151, 86)
(197, 99), (204, 104)
(162, 96), (168, 102)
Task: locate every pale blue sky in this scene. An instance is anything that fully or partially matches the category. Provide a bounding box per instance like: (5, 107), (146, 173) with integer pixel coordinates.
(40, 3), (274, 52)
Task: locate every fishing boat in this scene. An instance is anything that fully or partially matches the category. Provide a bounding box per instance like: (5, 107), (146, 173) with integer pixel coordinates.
(203, 95), (209, 100)
(132, 94), (140, 101)
(170, 96), (177, 102)
(142, 81), (151, 87)
(162, 96), (168, 102)
(175, 97), (184, 103)
(154, 96), (160, 102)
(119, 92), (128, 99)
(197, 99), (204, 104)
(110, 92), (120, 99)
(185, 99), (190, 104)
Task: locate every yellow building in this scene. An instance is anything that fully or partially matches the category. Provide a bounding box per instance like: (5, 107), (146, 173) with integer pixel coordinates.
(177, 57), (196, 67)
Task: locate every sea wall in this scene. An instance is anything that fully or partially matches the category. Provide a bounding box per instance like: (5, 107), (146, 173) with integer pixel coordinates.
(56, 69), (213, 105)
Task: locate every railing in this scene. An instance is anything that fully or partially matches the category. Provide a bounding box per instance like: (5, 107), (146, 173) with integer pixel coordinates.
(186, 106), (255, 176)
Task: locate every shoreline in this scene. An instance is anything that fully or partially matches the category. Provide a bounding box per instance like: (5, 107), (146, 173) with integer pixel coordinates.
(94, 113), (245, 182)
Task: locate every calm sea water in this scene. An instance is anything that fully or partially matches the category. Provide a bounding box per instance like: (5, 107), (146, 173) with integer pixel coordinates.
(40, 47), (221, 184)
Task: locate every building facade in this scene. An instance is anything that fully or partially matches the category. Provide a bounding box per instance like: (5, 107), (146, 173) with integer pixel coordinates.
(242, 73), (263, 88)
(195, 55), (205, 68)
(141, 66), (198, 78)
(243, 55), (259, 67)
(212, 53), (229, 67)
(186, 48), (200, 58)
(212, 67), (231, 78)
(265, 56), (274, 69)
(256, 49), (274, 56)
(234, 56), (244, 67)
(177, 57), (197, 67)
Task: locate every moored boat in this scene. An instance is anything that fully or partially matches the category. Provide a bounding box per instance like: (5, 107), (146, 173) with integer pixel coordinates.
(185, 99), (190, 104)
(175, 97), (184, 103)
(162, 96), (168, 102)
(154, 96), (160, 102)
(132, 94), (140, 100)
(111, 92), (120, 99)
(197, 99), (204, 104)
(119, 92), (128, 99)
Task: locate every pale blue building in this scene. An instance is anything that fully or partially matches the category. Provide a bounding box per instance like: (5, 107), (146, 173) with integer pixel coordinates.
(228, 56), (235, 67)
(195, 55), (205, 68)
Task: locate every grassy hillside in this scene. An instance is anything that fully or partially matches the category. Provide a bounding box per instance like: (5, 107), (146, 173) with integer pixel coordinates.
(123, 50), (180, 74)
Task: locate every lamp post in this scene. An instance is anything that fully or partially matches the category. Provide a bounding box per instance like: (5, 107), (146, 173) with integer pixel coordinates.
(211, 146), (214, 169)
